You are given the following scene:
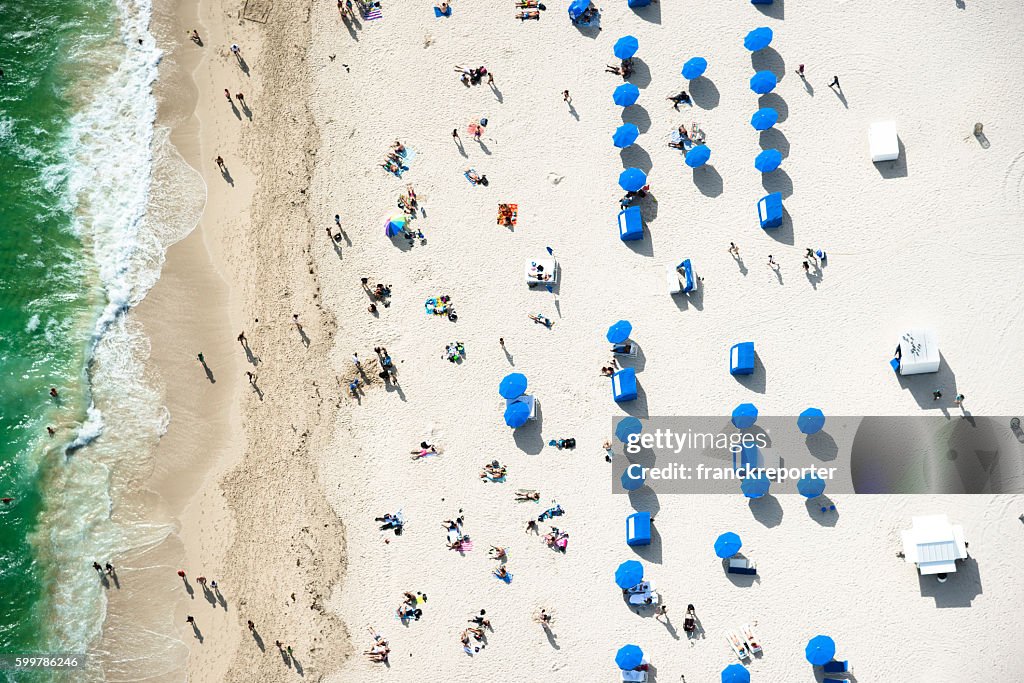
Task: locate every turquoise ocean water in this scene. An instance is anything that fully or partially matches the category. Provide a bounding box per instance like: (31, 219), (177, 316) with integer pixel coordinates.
(0, 0), (179, 676)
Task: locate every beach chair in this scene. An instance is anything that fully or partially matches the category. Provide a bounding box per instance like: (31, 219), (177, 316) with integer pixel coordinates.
(618, 206), (644, 241)
(727, 557), (758, 575)
(665, 265), (682, 294)
(612, 368), (638, 402)
(757, 192), (783, 229)
(506, 394), (537, 420)
(628, 591), (659, 606)
(625, 581), (650, 595)
(742, 623), (762, 654)
(726, 630), (750, 660)
(626, 511), (651, 546)
(730, 342), (755, 375)
(612, 342), (638, 357)
(677, 258), (695, 293)
(869, 121), (899, 162)
(751, 0), (773, 4)
(621, 670), (647, 682)
(823, 679), (846, 683)
(823, 661), (850, 673)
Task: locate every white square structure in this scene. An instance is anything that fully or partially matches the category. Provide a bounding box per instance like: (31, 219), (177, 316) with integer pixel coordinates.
(898, 328), (939, 375)
(901, 514), (968, 575)
(869, 121), (899, 162)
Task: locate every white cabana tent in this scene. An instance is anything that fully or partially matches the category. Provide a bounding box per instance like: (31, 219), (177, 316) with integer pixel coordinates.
(869, 121), (899, 162)
(897, 328), (939, 375)
(901, 514), (968, 576)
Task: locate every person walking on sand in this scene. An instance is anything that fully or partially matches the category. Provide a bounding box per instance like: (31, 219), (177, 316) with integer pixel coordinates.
(352, 352), (361, 368)
(235, 92), (244, 104)
(802, 261), (810, 273)
(177, 569), (186, 578)
(215, 155), (225, 169)
(105, 563), (114, 576)
(728, 242), (739, 256)
(230, 44), (241, 60)
(796, 64), (805, 78)
(246, 371), (256, 385)
(767, 255), (777, 267)
(828, 75), (840, 89)
(93, 562), (103, 572)
(955, 393), (965, 406)
(237, 331), (246, 345)
(806, 247), (816, 260)
(563, 89), (571, 103)
(933, 389), (943, 401)
(452, 128), (460, 142)
(247, 620), (255, 631)
(224, 89), (231, 101)
(190, 30), (201, 44)
(186, 615), (195, 624)
(197, 352), (205, 364)
(292, 313), (302, 331)
(499, 337), (505, 349)
(655, 604), (668, 623)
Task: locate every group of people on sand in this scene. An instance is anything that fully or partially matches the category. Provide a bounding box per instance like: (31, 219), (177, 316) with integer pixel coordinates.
(382, 141), (408, 176)
(480, 460), (506, 481)
(606, 57), (633, 79)
(363, 628), (390, 662)
(455, 64), (493, 87)
(396, 590), (426, 622)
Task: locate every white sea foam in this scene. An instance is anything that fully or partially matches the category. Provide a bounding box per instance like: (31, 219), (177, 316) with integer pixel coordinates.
(25, 314), (41, 333)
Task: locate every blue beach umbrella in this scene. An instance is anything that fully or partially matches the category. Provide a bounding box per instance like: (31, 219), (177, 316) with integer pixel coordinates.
(714, 531), (742, 558)
(721, 663), (751, 683)
(384, 214), (407, 237)
(568, 0), (589, 20)
(615, 560), (644, 589)
(618, 167), (647, 192)
(741, 471), (771, 499)
(498, 373), (528, 399)
(731, 403), (759, 429)
(744, 26), (773, 52)
(797, 472), (826, 499)
(681, 57), (707, 80)
(613, 82), (640, 107)
(615, 644), (644, 670)
(798, 407), (826, 434)
(750, 70), (777, 94)
(621, 466), (645, 491)
(614, 35), (639, 60)
(607, 320), (633, 343)
(755, 148), (783, 173)
(685, 144), (711, 168)
(750, 107), (778, 131)
(805, 635), (836, 666)
(504, 401), (530, 428)
(615, 416), (643, 444)
(613, 123), (640, 148)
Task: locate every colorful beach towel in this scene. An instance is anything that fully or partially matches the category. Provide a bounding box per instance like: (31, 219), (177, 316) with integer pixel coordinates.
(364, 6), (383, 20)
(434, 6), (451, 17)
(497, 203), (518, 226)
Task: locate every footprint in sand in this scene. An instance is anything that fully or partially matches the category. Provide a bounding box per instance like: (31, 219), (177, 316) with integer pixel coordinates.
(547, 173), (564, 185)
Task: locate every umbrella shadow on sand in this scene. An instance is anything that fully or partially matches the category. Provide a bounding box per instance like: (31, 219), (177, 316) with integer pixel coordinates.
(626, 58), (652, 89)
(805, 495), (839, 527)
(755, 0), (784, 19)
(733, 355), (767, 394)
(620, 145), (653, 173)
(632, 2), (661, 25)
(512, 410), (544, 455)
(689, 76), (720, 109)
(693, 165), (723, 197)
(759, 128), (790, 157)
(748, 493), (783, 528)
(751, 47), (786, 78)
(805, 431), (838, 461)
(621, 104), (652, 133)
(758, 93), (789, 123)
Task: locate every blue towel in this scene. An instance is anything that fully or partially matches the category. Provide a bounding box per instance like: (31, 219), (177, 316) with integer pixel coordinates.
(433, 6), (451, 17)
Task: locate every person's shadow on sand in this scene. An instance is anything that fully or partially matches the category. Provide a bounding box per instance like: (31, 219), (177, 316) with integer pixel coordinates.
(219, 164), (234, 186)
(182, 575), (195, 599)
(190, 621), (204, 643)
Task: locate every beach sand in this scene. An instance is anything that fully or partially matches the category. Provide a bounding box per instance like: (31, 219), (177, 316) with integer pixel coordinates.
(100, 0), (1024, 680)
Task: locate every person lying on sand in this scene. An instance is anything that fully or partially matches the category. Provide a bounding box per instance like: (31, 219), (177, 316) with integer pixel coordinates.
(668, 91), (691, 109)
(529, 313), (553, 327)
(480, 462), (506, 479)
(489, 545), (507, 561)
(516, 11), (540, 19)
(492, 565), (510, 581)
(515, 489), (540, 501)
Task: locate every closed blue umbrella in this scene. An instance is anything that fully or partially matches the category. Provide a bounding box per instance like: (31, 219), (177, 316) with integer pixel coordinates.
(615, 644), (644, 670)
(613, 82), (640, 107)
(750, 107), (778, 131)
(498, 373), (527, 399)
(606, 320), (633, 343)
(731, 403), (759, 429)
(615, 560), (644, 589)
(685, 144), (711, 168)
(615, 416), (643, 444)
(721, 663), (751, 683)
(681, 57), (707, 80)
(798, 408), (826, 434)
(614, 35), (639, 60)
(797, 473), (826, 499)
(568, 0), (589, 20)
(504, 401), (530, 428)
(714, 531), (742, 558)
(618, 167), (647, 192)
(805, 635), (836, 666)
(744, 26), (773, 52)
(613, 123), (640, 148)
(755, 148), (782, 173)
(741, 471), (771, 499)
(621, 466), (645, 491)
(750, 70), (777, 94)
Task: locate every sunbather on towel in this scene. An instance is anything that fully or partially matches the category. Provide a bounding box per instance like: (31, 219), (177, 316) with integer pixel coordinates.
(529, 313), (553, 328)
(515, 489), (540, 501)
(516, 10), (540, 19)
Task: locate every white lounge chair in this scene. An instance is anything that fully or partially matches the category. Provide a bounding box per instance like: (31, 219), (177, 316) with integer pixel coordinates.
(628, 591), (659, 606)
(869, 121), (899, 162)
(727, 630), (750, 660)
(525, 258), (558, 285)
(665, 265), (682, 294)
(612, 342), (638, 357)
(621, 670), (647, 682)
(625, 581), (650, 595)
(742, 623), (762, 654)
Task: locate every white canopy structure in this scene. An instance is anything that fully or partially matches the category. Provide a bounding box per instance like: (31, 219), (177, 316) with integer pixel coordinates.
(525, 258), (557, 285)
(901, 514), (968, 576)
(897, 328), (939, 375)
(869, 121), (899, 162)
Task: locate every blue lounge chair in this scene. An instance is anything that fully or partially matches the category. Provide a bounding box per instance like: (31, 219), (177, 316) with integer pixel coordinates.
(626, 511), (651, 546)
(730, 342), (755, 375)
(751, 0), (773, 4)
(628, 0), (651, 7)
(823, 661), (850, 673)
(612, 368), (638, 402)
(823, 679), (846, 683)
(618, 206), (644, 241)
(727, 565), (757, 575)
(677, 259), (695, 293)
(757, 192), (783, 229)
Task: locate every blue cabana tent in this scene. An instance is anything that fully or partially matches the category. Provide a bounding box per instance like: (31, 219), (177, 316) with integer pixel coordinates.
(677, 258), (695, 292)
(607, 320), (633, 344)
(805, 635), (836, 666)
(797, 472), (826, 498)
(568, 0), (589, 20)
(626, 511), (652, 546)
(613, 82), (640, 107)
(614, 35), (639, 59)
(750, 107), (778, 131)
(504, 401), (530, 428)
(714, 531), (742, 558)
(618, 206), (644, 241)
(755, 148), (783, 173)
(750, 70), (778, 94)
(685, 145), (711, 168)
(731, 403), (758, 429)
(798, 408), (826, 434)
(621, 466), (645, 491)
(615, 416), (643, 443)
(682, 57), (707, 80)
(741, 471), (771, 499)
(757, 192), (783, 229)
(498, 372), (527, 399)
(618, 167), (647, 192)
(612, 368), (638, 402)
(613, 123), (640, 148)
(616, 644), (644, 670)
(722, 663), (751, 683)
(744, 26), (773, 52)
(730, 341), (755, 375)
(615, 560), (644, 588)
